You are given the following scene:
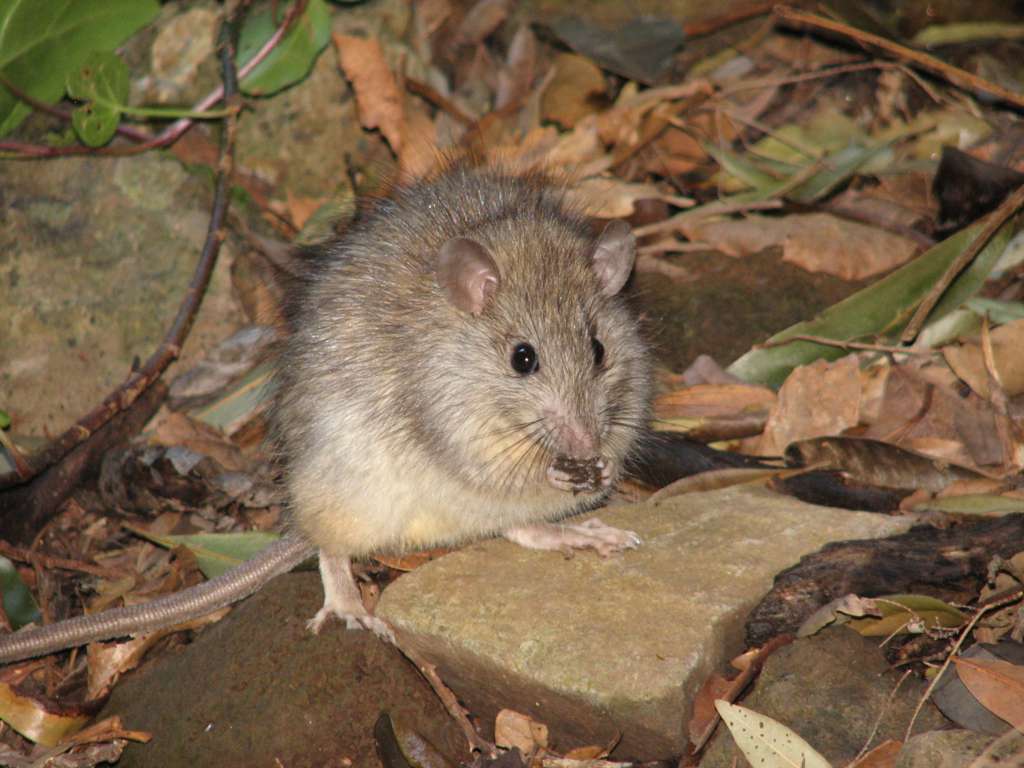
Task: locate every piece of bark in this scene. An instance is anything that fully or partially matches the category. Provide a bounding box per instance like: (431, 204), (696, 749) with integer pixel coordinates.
(746, 514), (1024, 646)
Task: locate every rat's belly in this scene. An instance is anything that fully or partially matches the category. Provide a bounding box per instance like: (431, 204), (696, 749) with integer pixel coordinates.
(291, 447), (593, 557)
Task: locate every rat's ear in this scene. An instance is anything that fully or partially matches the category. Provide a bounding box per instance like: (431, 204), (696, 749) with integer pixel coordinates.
(591, 220), (636, 296)
(437, 237), (500, 315)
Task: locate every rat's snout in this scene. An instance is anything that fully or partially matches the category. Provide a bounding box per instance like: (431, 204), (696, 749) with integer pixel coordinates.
(543, 408), (599, 460)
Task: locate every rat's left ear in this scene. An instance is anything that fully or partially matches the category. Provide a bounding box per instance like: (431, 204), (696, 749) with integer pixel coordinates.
(437, 237), (501, 315)
(591, 220), (636, 296)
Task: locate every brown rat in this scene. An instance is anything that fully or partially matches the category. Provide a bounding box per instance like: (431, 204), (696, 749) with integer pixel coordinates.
(0, 163), (651, 662)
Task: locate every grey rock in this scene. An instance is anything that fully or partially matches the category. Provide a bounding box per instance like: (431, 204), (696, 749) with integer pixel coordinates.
(377, 486), (913, 760)
(895, 729), (1010, 768)
(703, 627), (949, 767)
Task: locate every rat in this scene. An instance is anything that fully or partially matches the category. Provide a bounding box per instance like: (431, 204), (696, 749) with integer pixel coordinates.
(0, 163), (652, 663)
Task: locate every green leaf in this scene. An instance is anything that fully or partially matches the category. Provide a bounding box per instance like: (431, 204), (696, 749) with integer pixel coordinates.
(127, 528), (282, 579)
(847, 594), (965, 636)
(912, 22), (1024, 48)
(714, 700), (832, 768)
(0, 557), (41, 630)
(0, 410), (9, 430)
(0, 0), (158, 137)
(728, 220), (1014, 387)
(237, 0), (331, 97)
(66, 51), (129, 146)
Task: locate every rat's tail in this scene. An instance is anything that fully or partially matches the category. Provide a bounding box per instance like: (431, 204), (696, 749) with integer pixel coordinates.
(0, 534), (315, 663)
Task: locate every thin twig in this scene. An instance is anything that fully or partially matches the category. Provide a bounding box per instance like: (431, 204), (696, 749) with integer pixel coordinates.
(756, 334), (933, 356)
(405, 77), (476, 126)
(774, 5), (1024, 111)
(0, 16), (243, 490)
(633, 198), (783, 238)
(392, 633), (496, 755)
(900, 183), (1024, 342)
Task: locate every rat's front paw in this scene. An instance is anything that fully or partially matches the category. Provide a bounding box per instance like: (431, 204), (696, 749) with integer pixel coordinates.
(505, 517), (641, 557)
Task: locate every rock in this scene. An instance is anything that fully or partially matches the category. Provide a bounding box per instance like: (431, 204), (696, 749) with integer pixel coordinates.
(895, 729), (1007, 768)
(100, 573), (464, 768)
(0, 154), (240, 439)
(376, 486), (913, 760)
(702, 628), (949, 767)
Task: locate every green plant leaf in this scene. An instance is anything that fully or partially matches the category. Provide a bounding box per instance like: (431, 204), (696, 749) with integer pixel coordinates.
(66, 50), (129, 146)
(0, 0), (158, 137)
(728, 220), (1014, 387)
(237, 0), (331, 97)
(0, 557), (41, 630)
(126, 528), (282, 579)
(847, 594), (965, 636)
(714, 700), (832, 768)
(0, 410), (9, 430)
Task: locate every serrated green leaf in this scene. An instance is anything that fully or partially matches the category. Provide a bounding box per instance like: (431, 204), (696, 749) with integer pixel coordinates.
(127, 528), (281, 579)
(0, 0), (158, 137)
(715, 700), (832, 768)
(728, 220), (1014, 387)
(237, 0), (330, 97)
(66, 51), (129, 146)
(0, 557), (40, 630)
(847, 594), (965, 637)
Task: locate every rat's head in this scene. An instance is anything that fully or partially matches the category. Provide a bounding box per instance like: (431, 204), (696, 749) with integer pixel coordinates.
(423, 218), (651, 504)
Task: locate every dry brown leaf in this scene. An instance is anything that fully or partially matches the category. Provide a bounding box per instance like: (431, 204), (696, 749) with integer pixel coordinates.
(688, 637), (791, 750)
(494, 709), (548, 755)
(565, 177), (663, 218)
(847, 739), (902, 768)
(453, 0), (509, 46)
(495, 24), (536, 110)
(541, 53), (606, 129)
(399, 95), (440, 178)
(943, 318), (1024, 400)
(334, 34), (405, 157)
(953, 656), (1024, 729)
(415, 0), (452, 37)
(679, 213), (919, 279)
(373, 548), (450, 571)
(284, 191), (327, 231)
(655, 383), (776, 420)
(150, 411), (249, 472)
(759, 355), (862, 455)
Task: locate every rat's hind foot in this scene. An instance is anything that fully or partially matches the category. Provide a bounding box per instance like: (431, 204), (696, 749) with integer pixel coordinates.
(504, 517), (641, 557)
(308, 551), (395, 643)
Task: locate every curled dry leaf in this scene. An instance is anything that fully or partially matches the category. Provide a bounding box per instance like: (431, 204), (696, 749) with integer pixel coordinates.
(759, 355), (861, 456)
(494, 709), (548, 756)
(688, 637), (792, 750)
(679, 213), (920, 280)
(541, 53), (606, 129)
(453, 0), (510, 47)
(654, 383), (776, 438)
(943, 317), (1024, 400)
(785, 436), (988, 494)
(496, 25), (537, 111)
(565, 177), (664, 219)
(334, 34), (404, 156)
(797, 594), (881, 637)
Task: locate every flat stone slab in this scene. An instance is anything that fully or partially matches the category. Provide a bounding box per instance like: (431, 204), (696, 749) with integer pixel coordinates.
(377, 486), (913, 760)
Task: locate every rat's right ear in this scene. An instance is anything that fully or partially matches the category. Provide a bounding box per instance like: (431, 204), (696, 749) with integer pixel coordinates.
(437, 237), (500, 316)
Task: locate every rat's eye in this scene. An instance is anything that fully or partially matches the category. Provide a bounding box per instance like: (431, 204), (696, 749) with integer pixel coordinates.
(511, 342), (539, 374)
(591, 336), (605, 368)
